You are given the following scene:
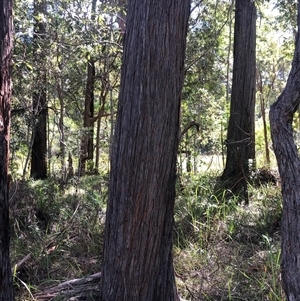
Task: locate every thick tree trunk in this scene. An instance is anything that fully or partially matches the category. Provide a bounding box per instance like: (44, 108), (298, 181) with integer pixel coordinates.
(270, 3), (300, 300)
(30, 0), (47, 180)
(220, 0), (256, 202)
(100, 0), (190, 300)
(0, 0), (14, 299)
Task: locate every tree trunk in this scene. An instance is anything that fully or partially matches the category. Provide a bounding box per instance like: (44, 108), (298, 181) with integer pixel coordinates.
(57, 81), (66, 180)
(79, 60), (95, 175)
(56, 33), (67, 181)
(79, 0), (97, 175)
(31, 84), (47, 179)
(0, 0), (14, 299)
(30, 0), (47, 180)
(95, 85), (108, 171)
(270, 2), (300, 299)
(223, 0), (234, 167)
(100, 0), (190, 300)
(220, 0), (256, 202)
(257, 68), (271, 166)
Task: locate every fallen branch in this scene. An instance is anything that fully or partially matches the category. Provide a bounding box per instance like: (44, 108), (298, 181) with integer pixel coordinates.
(34, 272), (102, 300)
(11, 253), (31, 274)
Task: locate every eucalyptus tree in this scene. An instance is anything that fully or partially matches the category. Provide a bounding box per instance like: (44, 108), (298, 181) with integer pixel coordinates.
(181, 0), (233, 172)
(220, 0), (256, 202)
(0, 0), (14, 298)
(78, 0), (97, 175)
(270, 1), (300, 299)
(30, 0), (48, 179)
(256, 1), (294, 166)
(45, 0), (123, 176)
(100, 0), (191, 299)
(12, 0), (122, 178)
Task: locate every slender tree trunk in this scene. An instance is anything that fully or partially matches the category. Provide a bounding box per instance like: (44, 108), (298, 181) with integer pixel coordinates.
(0, 0), (14, 299)
(100, 0), (190, 300)
(30, 0), (47, 180)
(55, 31), (66, 180)
(261, 95), (270, 166)
(270, 2), (300, 299)
(95, 86), (108, 171)
(259, 90), (270, 166)
(95, 112), (101, 170)
(223, 0), (234, 167)
(257, 69), (270, 166)
(57, 81), (66, 180)
(220, 0), (256, 202)
(79, 60), (95, 174)
(79, 0), (97, 175)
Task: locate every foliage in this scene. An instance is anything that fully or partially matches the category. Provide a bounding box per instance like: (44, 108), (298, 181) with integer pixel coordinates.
(12, 0), (122, 178)
(181, 0), (232, 161)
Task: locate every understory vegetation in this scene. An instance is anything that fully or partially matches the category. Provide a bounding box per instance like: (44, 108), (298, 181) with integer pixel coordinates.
(11, 168), (283, 300)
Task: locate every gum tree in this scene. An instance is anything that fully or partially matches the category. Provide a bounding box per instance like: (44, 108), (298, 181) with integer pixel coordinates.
(220, 0), (256, 202)
(270, 1), (300, 299)
(30, 0), (48, 179)
(100, 0), (191, 300)
(0, 0), (14, 299)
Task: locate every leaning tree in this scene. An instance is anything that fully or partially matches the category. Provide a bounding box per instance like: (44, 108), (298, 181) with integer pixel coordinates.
(100, 0), (191, 300)
(0, 0), (14, 299)
(270, 1), (300, 300)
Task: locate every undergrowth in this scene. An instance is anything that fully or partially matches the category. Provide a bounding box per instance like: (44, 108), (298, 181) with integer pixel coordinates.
(10, 175), (108, 300)
(174, 172), (283, 300)
(10, 170), (283, 300)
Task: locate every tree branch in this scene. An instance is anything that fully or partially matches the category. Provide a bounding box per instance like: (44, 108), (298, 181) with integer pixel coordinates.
(179, 121), (200, 140)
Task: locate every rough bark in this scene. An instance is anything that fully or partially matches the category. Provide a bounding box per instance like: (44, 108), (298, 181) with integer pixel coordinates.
(0, 0), (14, 299)
(30, 0), (48, 180)
(100, 0), (190, 300)
(269, 2), (300, 300)
(79, 0), (97, 175)
(79, 60), (95, 175)
(220, 0), (256, 202)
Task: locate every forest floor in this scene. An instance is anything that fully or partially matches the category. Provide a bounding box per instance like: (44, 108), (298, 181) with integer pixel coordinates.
(9, 170), (284, 301)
